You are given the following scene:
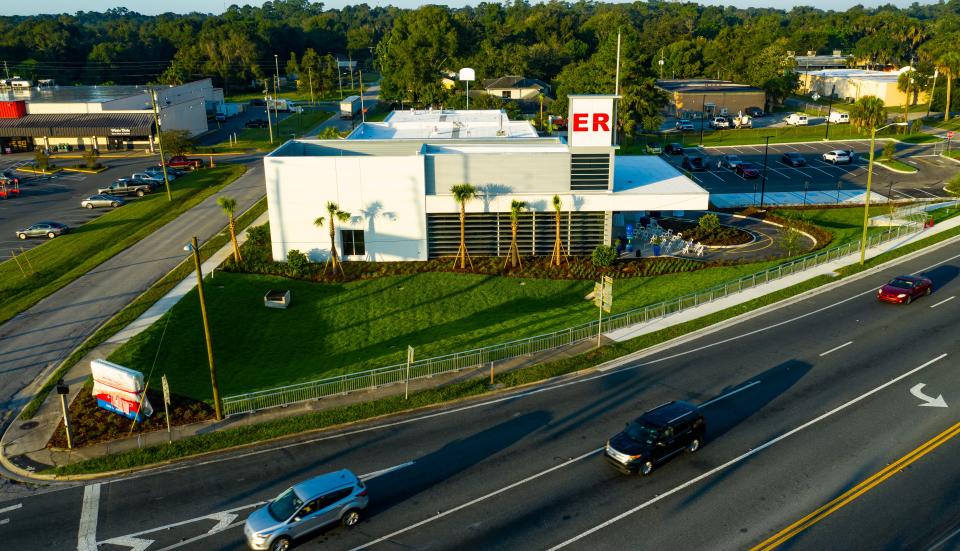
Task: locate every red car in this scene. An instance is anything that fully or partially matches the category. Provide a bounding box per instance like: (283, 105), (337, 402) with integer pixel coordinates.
(877, 275), (933, 304)
(166, 155), (203, 169)
(736, 162), (760, 178)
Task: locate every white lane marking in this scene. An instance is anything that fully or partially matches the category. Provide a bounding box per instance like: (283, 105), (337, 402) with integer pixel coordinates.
(116, 250), (960, 484)
(155, 522), (245, 551)
(77, 483), (101, 551)
(349, 448), (604, 551)
(927, 524), (960, 550)
(699, 381), (761, 407)
(930, 296), (955, 308)
(360, 461), (414, 481)
(0, 518), (9, 525)
(917, 188), (941, 198)
(819, 341), (854, 357)
(0, 503), (22, 514)
(100, 535), (153, 551)
(547, 353), (948, 550)
(97, 501), (265, 542)
(766, 166), (791, 179)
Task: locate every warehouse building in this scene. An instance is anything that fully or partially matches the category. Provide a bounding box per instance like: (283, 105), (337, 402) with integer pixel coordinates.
(799, 69), (929, 106)
(0, 79), (219, 153)
(656, 79), (767, 118)
(263, 96), (709, 263)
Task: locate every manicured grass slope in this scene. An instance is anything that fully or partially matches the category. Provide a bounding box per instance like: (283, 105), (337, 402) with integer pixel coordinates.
(0, 165), (246, 326)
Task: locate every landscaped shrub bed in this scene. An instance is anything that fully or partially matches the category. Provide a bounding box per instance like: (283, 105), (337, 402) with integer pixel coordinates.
(738, 207), (833, 251)
(49, 381), (213, 448)
(656, 218), (753, 246)
(228, 224), (707, 282)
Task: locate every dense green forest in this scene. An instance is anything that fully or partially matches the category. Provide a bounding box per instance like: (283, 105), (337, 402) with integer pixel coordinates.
(1, 0), (959, 133)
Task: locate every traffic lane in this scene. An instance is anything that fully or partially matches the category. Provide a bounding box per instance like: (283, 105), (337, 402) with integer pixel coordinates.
(196, 107), (298, 146)
(0, 486), (84, 549)
(92, 243), (960, 548)
(0, 162), (266, 416)
(337, 294), (960, 550)
(778, 414), (960, 550)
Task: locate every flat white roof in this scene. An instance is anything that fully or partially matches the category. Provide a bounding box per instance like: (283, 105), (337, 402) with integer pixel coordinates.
(424, 143), (569, 155)
(613, 156), (710, 196)
(799, 69), (905, 83)
(348, 109), (538, 140)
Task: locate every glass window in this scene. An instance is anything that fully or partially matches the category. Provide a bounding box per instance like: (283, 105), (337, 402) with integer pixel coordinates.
(341, 230), (365, 256)
(268, 488), (303, 522)
(316, 488), (353, 510)
(501, 90), (511, 98)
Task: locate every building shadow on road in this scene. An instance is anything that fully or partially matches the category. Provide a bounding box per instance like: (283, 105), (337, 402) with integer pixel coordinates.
(921, 264), (959, 290)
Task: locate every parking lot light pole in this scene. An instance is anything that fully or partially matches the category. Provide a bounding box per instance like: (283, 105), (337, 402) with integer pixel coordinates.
(699, 95), (706, 146)
(824, 85), (836, 141)
(184, 237), (222, 420)
(859, 122), (909, 265)
(759, 136), (773, 208)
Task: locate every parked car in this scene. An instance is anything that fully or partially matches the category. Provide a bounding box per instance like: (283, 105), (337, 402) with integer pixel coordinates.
(250, 98), (266, 106)
(736, 162), (760, 178)
(682, 153), (707, 171)
(785, 113), (809, 126)
(244, 470), (368, 551)
(822, 150), (852, 164)
(781, 152), (806, 167)
(2, 170), (20, 185)
(167, 155), (203, 169)
(605, 401), (705, 475)
(646, 143), (662, 154)
(877, 275), (933, 304)
(81, 194), (126, 209)
(717, 154), (743, 170)
(97, 179), (154, 197)
(144, 165), (187, 178)
(746, 106), (765, 118)
(732, 114), (752, 128)
(16, 221), (69, 240)
(828, 112), (850, 124)
(131, 171), (176, 183)
(214, 112), (226, 122)
(675, 119), (695, 131)
(245, 119), (270, 128)
(665, 143), (686, 155)
(708, 117), (730, 129)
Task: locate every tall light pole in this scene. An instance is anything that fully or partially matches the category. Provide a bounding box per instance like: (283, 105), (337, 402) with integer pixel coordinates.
(824, 85), (836, 141)
(859, 121), (909, 265)
(759, 135), (773, 208)
(273, 54), (281, 135)
(263, 79), (273, 145)
(150, 90), (173, 201)
(184, 236), (222, 420)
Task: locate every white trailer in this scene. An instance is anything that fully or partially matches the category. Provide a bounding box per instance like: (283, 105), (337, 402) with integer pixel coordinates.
(340, 95), (362, 119)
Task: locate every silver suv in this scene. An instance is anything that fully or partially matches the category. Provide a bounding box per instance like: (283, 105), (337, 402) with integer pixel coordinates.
(244, 469), (369, 550)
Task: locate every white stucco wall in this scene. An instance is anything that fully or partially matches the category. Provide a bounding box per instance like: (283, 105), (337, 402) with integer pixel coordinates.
(265, 155), (428, 262)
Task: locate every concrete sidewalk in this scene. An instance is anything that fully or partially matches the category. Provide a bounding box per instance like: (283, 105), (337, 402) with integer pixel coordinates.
(4, 210), (959, 477)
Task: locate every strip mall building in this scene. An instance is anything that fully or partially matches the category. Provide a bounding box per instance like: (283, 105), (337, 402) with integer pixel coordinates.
(264, 96), (709, 262)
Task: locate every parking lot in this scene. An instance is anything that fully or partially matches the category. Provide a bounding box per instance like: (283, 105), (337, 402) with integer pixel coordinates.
(661, 139), (958, 207)
(0, 156), (159, 259)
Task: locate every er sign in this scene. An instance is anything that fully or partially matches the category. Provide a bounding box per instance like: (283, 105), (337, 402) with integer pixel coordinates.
(568, 96), (616, 148)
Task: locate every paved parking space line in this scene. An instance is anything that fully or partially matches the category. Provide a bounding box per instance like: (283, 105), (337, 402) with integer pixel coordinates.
(704, 171), (725, 182)
(765, 166), (791, 179)
(916, 188), (941, 198)
(806, 164), (834, 177)
(796, 143), (820, 152)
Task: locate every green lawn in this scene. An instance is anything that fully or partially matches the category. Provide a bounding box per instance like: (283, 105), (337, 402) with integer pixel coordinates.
(928, 117), (960, 131)
(107, 205), (901, 403)
(875, 158), (918, 172)
(899, 133), (943, 144)
(0, 165), (246, 327)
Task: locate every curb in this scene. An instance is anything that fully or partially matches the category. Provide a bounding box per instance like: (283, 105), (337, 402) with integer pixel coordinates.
(21, 226), (960, 481)
(874, 160), (919, 174)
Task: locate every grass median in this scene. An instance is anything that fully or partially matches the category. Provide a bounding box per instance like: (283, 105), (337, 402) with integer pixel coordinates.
(19, 196), (267, 420)
(194, 110), (332, 153)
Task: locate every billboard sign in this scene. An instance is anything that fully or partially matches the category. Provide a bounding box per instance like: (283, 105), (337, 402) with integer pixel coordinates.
(568, 96), (616, 148)
(91, 359), (154, 422)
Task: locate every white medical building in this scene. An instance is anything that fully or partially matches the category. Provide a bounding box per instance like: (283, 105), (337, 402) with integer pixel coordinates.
(264, 95), (709, 262)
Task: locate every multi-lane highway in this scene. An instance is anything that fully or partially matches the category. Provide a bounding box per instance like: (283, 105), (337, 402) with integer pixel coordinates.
(1, 238), (957, 550)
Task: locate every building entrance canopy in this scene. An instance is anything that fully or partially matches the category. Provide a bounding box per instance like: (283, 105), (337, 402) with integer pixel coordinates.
(0, 113), (154, 138)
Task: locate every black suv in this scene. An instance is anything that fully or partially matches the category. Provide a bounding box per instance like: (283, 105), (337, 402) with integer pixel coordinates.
(681, 153), (706, 171)
(664, 143), (685, 155)
(781, 152), (806, 167)
(245, 119), (269, 128)
(604, 401), (705, 475)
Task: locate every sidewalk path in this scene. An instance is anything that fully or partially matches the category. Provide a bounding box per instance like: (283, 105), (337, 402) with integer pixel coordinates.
(0, 162), (265, 434)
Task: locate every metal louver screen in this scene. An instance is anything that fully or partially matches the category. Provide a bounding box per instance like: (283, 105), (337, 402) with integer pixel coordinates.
(570, 154), (610, 190)
(427, 211), (606, 259)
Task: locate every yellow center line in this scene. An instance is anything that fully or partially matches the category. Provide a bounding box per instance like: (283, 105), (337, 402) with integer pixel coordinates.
(752, 420), (960, 551)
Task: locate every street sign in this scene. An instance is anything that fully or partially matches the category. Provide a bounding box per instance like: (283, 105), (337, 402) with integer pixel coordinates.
(161, 374), (171, 406)
(948, 131), (954, 139)
(593, 276), (613, 313)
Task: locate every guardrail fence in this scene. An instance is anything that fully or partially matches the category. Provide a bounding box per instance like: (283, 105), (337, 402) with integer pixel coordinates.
(221, 208), (938, 417)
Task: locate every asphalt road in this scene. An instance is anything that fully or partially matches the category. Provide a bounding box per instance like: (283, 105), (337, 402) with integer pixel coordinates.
(662, 140), (956, 202)
(2, 238), (958, 551)
(0, 160), (265, 425)
(0, 157), (159, 258)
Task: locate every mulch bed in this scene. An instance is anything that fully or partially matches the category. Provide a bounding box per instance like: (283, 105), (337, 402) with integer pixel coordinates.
(657, 218), (754, 246)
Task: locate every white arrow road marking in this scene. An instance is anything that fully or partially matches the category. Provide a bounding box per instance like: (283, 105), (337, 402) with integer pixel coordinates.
(0, 503), (22, 514)
(205, 511), (238, 534)
(0, 518), (9, 525)
(98, 535), (154, 551)
(77, 483), (101, 551)
(911, 383), (948, 408)
(360, 461), (415, 481)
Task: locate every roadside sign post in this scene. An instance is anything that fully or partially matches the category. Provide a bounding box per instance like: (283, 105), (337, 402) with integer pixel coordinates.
(594, 276), (613, 347)
(948, 131), (954, 154)
(405, 346), (414, 400)
(56, 378), (72, 449)
(162, 375), (172, 443)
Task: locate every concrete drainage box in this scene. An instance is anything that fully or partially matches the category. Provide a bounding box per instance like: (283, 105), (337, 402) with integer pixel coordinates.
(264, 289), (291, 309)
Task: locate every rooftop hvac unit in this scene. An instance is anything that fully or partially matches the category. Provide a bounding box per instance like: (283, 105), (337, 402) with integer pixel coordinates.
(807, 51), (816, 56)
(833, 50), (842, 57)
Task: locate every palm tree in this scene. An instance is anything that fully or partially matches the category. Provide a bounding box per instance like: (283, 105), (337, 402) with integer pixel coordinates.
(849, 96), (887, 134)
(939, 51), (960, 122)
(314, 201), (351, 275)
(897, 70), (923, 132)
(549, 194), (568, 267)
(216, 196), (242, 264)
(450, 183), (476, 269)
(505, 200), (526, 269)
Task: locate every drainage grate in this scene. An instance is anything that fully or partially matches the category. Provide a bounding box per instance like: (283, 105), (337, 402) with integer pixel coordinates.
(19, 421), (39, 430)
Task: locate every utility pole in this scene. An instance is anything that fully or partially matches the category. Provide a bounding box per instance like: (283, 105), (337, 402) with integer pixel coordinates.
(308, 66), (315, 105)
(273, 54), (281, 135)
(824, 85), (836, 140)
(759, 136), (772, 208)
(699, 94), (706, 146)
(264, 79), (273, 144)
(348, 53), (355, 89)
(359, 68), (365, 123)
(337, 58), (343, 99)
(150, 90), (173, 201)
(2, 60), (8, 79)
(188, 236), (222, 420)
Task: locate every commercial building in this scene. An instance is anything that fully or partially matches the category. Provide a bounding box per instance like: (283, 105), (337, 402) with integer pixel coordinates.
(0, 79), (219, 153)
(263, 96), (709, 263)
(799, 68), (929, 107)
(655, 79), (767, 119)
